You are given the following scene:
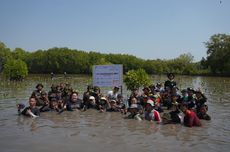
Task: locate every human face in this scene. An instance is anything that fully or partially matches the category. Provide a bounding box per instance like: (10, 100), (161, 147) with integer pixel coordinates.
(89, 99), (95, 105)
(129, 108), (138, 114)
(200, 106), (207, 115)
(94, 89), (100, 94)
(130, 98), (137, 104)
(196, 93), (202, 99)
(51, 101), (58, 109)
(188, 91), (194, 96)
(168, 74), (174, 80)
(71, 93), (78, 102)
(114, 88), (119, 93)
(110, 101), (116, 108)
(172, 96), (177, 102)
(37, 86), (43, 91)
(60, 83), (65, 89)
(145, 104), (153, 112)
(29, 98), (37, 107)
(182, 91), (187, 97)
(181, 106), (187, 113)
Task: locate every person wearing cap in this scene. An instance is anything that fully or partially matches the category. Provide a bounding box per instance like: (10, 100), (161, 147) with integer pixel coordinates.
(126, 104), (143, 120)
(148, 94), (163, 113)
(164, 73), (177, 90)
(144, 99), (161, 123)
(31, 83), (47, 107)
(97, 96), (110, 112)
(92, 86), (103, 106)
(186, 87), (196, 110)
(181, 104), (201, 127)
(21, 97), (40, 117)
(66, 91), (84, 111)
(106, 99), (120, 112)
(194, 89), (207, 112)
(107, 86), (120, 102)
(83, 95), (97, 110)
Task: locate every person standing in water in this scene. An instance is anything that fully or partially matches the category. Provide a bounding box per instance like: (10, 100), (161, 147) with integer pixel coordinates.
(19, 97), (40, 118)
(107, 86), (120, 102)
(31, 83), (47, 107)
(164, 73), (177, 90)
(181, 104), (201, 127)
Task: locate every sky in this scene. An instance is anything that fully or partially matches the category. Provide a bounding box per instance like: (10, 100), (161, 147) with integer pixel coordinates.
(0, 0), (229, 61)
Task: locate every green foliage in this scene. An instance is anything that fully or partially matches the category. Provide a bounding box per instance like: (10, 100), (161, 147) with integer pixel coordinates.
(204, 33), (230, 75)
(124, 69), (151, 91)
(2, 34), (229, 76)
(165, 53), (195, 74)
(3, 59), (28, 80)
(12, 48), (29, 61)
(0, 42), (13, 72)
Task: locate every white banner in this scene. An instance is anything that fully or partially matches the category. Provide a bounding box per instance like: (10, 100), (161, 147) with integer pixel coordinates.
(93, 64), (123, 87)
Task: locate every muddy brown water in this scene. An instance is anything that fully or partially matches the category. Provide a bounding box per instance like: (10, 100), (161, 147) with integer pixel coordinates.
(0, 74), (229, 152)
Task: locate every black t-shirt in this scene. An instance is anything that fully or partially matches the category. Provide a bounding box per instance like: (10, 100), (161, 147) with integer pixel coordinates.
(164, 80), (177, 89)
(195, 97), (207, 111)
(21, 107), (40, 117)
(169, 110), (181, 123)
(66, 99), (84, 111)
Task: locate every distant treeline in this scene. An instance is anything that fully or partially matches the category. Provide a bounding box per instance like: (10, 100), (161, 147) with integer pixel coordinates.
(0, 33), (230, 76)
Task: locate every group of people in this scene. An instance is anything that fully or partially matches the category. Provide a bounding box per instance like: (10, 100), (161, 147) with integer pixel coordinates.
(17, 73), (211, 127)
